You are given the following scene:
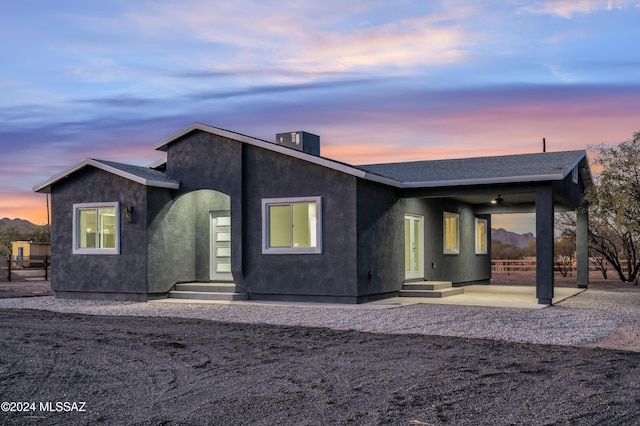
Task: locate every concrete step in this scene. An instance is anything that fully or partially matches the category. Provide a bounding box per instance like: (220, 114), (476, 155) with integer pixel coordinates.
(168, 290), (248, 301)
(174, 282), (236, 292)
(168, 281), (247, 301)
(402, 281), (453, 291)
(398, 287), (464, 298)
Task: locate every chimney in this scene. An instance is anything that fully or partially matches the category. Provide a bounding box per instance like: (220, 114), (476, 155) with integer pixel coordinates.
(276, 131), (320, 156)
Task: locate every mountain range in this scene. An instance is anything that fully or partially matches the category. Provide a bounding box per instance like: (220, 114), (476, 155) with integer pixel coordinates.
(491, 228), (535, 248)
(0, 218), (42, 233)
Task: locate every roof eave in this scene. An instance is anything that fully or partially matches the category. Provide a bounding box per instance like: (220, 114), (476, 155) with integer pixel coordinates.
(94, 160), (179, 188)
(398, 173), (566, 189)
(33, 158), (93, 193)
(32, 158), (180, 193)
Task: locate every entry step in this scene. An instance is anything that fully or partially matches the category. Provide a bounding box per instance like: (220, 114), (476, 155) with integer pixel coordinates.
(168, 282), (247, 301)
(399, 281), (464, 298)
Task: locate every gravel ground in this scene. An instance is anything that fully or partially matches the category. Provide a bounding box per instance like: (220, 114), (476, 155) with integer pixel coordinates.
(1, 289), (640, 425)
(0, 290), (638, 348)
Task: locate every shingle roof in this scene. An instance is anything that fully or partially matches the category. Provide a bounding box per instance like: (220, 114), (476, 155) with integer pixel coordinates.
(33, 158), (180, 193)
(358, 150), (588, 187)
(92, 159), (179, 185)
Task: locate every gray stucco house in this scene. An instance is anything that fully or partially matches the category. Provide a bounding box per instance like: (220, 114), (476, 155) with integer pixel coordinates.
(34, 123), (592, 304)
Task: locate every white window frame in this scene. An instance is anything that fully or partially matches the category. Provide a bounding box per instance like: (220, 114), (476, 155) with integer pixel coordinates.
(72, 202), (120, 255)
(262, 196), (322, 254)
(443, 211), (460, 255)
(475, 217), (488, 255)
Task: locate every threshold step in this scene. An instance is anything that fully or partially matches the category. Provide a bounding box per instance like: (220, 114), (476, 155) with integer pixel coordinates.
(168, 290), (248, 301)
(398, 287), (464, 298)
(174, 282), (236, 292)
(402, 281), (453, 291)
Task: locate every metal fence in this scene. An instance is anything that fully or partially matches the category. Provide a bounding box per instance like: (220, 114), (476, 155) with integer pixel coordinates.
(0, 255), (51, 282)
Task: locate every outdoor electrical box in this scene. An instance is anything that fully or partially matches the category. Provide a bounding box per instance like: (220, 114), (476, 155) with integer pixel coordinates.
(276, 131), (320, 156)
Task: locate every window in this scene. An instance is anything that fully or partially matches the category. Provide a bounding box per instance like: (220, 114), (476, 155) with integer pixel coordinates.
(262, 197), (322, 254)
(73, 202), (120, 255)
(475, 218), (488, 254)
(443, 212), (459, 254)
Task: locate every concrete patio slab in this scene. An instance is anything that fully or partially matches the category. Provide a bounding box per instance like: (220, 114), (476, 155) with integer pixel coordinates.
(371, 285), (585, 309)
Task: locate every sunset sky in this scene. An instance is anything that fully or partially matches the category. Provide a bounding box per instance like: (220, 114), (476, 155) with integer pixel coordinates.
(2, 0), (639, 234)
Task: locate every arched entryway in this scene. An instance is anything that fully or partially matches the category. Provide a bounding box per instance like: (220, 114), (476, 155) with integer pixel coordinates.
(147, 189), (231, 291)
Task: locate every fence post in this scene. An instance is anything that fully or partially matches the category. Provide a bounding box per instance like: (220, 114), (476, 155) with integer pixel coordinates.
(7, 254), (11, 282)
(44, 255), (48, 281)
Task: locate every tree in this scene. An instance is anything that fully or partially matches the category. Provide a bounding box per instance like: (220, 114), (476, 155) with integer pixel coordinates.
(584, 131), (640, 284)
(25, 225), (51, 244)
(554, 235), (576, 277)
(0, 225), (50, 257)
(491, 241), (524, 259)
(0, 227), (24, 256)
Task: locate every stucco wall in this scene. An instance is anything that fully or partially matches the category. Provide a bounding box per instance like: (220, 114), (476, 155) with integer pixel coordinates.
(403, 198), (491, 285)
(355, 180), (404, 300)
(164, 130), (244, 280)
(159, 131), (360, 302)
(50, 168), (148, 298)
(241, 144), (359, 302)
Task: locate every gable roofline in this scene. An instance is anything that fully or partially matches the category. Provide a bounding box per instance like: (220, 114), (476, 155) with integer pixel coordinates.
(153, 122), (401, 188)
(33, 158), (180, 193)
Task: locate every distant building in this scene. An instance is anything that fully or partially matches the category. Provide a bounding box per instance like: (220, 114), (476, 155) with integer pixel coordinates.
(11, 241), (51, 267)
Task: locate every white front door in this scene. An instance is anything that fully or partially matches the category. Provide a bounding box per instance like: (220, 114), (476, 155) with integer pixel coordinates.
(405, 214), (424, 280)
(210, 211), (232, 281)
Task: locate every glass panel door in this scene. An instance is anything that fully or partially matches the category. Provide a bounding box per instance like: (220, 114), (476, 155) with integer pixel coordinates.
(210, 211), (232, 281)
(404, 214), (424, 280)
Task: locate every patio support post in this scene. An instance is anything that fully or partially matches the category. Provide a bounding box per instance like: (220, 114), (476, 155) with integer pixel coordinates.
(576, 209), (589, 289)
(536, 186), (554, 304)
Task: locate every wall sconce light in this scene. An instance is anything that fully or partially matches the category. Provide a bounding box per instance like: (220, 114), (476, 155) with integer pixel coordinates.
(125, 206), (134, 223)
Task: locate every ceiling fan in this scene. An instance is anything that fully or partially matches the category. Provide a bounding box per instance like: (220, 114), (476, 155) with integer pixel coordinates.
(491, 194), (513, 206)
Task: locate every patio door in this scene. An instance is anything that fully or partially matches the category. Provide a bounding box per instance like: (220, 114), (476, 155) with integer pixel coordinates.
(405, 214), (424, 280)
(210, 211), (232, 281)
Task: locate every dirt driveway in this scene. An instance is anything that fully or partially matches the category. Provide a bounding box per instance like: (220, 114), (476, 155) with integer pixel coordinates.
(1, 307), (639, 425)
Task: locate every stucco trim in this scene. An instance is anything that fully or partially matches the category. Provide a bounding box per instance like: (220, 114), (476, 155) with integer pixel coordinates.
(33, 158), (180, 193)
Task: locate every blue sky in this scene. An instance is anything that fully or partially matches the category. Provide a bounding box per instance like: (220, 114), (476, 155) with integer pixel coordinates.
(2, 0), (640, 233)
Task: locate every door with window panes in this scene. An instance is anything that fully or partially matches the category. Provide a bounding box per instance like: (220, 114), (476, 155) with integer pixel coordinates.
(210, 211), (232, 281)
(404, 214), (424, 280)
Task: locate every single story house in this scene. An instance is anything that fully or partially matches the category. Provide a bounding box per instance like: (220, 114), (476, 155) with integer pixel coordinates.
(34, 123), (592, 304)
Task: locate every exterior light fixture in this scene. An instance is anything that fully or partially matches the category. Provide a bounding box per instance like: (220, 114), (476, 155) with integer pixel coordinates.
(125, 206), (134, 223)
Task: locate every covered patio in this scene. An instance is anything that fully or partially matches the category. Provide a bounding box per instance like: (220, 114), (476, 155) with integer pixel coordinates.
(364, 150), (593, 305)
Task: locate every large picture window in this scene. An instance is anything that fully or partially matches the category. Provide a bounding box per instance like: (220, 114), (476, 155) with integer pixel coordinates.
(262, 197), (322, 254)
(73, 202), (120, 255)
(443, 211), (459, 254)
(475, 217), (488, 254)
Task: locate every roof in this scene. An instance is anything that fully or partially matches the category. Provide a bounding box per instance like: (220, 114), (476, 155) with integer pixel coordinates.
(358, 150), (591, 188)
(33, 158), (180, 193)
(152, 122), (400, 187)
(33, 123), (592, 195)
